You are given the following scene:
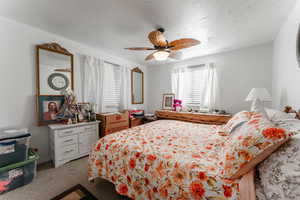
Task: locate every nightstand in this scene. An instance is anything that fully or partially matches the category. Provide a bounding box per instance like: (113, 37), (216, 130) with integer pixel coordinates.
(96, 111), (129, 137)
(130, 117), (143, 127)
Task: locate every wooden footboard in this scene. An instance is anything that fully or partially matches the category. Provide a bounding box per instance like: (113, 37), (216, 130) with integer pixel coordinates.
(239, 170), (256, 200)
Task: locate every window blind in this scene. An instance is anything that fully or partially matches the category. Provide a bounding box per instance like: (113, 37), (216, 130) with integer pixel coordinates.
(102, 62), (121, 112)
(172, 63), (218, 111)
(183, 66), (208, 108)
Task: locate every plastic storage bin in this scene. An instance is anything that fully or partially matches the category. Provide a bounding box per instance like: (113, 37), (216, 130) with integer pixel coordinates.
(0, 130), (31, 168)
(0, 149), (38, 194)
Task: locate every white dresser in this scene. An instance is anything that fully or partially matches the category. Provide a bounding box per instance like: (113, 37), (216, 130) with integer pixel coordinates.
(48, 121), (100, 168)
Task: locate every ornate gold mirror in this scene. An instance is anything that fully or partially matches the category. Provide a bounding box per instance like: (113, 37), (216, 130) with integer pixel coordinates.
(36, 43), (74, 125)
(131, 67), (144, 104)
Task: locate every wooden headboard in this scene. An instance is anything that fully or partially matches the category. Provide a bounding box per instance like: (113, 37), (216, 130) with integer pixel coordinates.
(283, 106), (300, 119)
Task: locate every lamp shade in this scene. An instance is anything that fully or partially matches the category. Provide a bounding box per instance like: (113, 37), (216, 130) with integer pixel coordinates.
(245, 88), (272, 102)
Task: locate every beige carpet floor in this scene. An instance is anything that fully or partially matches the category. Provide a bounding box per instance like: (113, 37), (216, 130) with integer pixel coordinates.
(1, 157), (130, 200)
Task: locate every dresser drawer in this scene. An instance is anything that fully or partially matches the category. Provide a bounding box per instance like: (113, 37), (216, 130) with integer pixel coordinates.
(104, 126), (129, 136)
(56, 128), (80, 137)
(82, 125), (96, 132)
(57, 144), (78, 161)
(57, 134), (78, 147)
(130, 118), (143, 127)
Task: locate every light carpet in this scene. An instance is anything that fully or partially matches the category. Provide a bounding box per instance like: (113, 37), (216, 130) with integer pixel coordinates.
(0, 157), (130, 200)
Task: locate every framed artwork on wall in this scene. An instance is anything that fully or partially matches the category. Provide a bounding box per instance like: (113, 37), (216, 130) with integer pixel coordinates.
(38, 95), (65, 125)
(162, 93), (175, 110)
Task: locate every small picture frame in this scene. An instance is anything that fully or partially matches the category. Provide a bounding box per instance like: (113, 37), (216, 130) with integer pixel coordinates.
(162, 93), (175, 110)
(38, 95), (65, 125)
(77, 102), (91, 122)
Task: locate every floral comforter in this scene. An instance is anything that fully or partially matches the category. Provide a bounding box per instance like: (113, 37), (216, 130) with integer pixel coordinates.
(88, 120), (240, 200)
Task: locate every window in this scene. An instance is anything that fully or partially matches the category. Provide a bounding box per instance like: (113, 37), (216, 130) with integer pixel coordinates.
(171, 63), (218, 111)
(82, 55), (130, 113)
(102, 62), (121, 112)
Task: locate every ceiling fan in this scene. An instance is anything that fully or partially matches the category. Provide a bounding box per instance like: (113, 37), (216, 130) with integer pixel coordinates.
(125, 28), (201, 61)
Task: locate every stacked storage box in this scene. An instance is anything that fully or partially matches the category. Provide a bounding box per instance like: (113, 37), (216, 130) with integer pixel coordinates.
(0, 129), (38, 194)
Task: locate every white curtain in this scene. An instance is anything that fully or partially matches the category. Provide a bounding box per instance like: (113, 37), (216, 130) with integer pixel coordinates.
(82, 55), (105, 113)
(171, 63), (219, 111)
(171, 66), (188, 100)
(82, 55), (130, 113)
(120, 66), (130, 110)
(206, 63), (220, 110)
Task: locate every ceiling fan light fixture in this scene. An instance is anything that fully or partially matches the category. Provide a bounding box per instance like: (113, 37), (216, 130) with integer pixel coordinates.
(153, 51), (169, 61)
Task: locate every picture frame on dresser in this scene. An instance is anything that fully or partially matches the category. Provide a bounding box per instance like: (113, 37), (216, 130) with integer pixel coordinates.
(162, 93), (175, 110)
(38, 95), (65, 126)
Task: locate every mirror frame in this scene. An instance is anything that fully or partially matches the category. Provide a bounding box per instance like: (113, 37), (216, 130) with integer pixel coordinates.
(36, 42), (74, 95)
(131, 67), (144, 104)
(36, 43), (74, 126)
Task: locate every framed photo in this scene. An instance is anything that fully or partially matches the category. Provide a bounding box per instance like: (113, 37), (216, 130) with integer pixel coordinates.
(38, 95), (65, 125)
(162, 93), (175, 110)
(77, 102), (90, 122)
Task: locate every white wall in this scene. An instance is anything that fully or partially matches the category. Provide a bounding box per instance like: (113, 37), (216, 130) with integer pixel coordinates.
(0, 17), (147, 163)
(272, 1), (300, 109)
(147, 43), (273, 114)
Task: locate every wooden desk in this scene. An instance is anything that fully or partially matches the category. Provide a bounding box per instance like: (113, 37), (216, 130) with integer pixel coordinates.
(155, 110), (231, 125)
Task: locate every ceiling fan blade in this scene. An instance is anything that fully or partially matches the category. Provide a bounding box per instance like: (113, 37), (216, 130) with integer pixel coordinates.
(125, 47), (156, 50)
(145, 51), (157, 61)
(148, 30), (168, 47)
(169, 38), (200, 51)
(169, 51), (183, 60)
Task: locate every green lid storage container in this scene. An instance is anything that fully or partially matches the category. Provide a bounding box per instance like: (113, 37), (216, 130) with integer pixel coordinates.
(0, 149), (39, 194)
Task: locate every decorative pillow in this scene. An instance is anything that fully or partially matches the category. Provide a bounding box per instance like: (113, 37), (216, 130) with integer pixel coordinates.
(221, 113), (294, 179)
(258, 134), (300, 200)
(223, 111), (252, 133)
(265, 108), (295, 122)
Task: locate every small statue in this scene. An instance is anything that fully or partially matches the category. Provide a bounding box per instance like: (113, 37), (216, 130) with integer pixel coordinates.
(173, 99), (182, 112)
(56, 88), (78, 121)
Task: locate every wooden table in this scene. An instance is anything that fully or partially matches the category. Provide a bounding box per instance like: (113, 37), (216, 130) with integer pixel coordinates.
(155, 110), (231, 125)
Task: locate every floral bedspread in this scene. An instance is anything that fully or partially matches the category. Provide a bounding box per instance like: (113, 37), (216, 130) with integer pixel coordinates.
(88, 120), (240, 200)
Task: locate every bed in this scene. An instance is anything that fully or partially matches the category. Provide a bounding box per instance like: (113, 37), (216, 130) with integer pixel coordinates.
(88, 120), (240, 199)
(88, 108), (300, 200)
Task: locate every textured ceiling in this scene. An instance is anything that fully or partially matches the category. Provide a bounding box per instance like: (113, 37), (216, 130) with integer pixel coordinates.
(0, 0), (296, 65)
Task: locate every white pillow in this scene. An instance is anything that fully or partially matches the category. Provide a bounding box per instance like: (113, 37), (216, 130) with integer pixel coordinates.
(275, 119), (300, 134)
(265, 108), (296, 122)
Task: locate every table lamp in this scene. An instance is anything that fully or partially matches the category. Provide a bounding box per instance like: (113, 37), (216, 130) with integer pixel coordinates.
(245, 88), (272, 110)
